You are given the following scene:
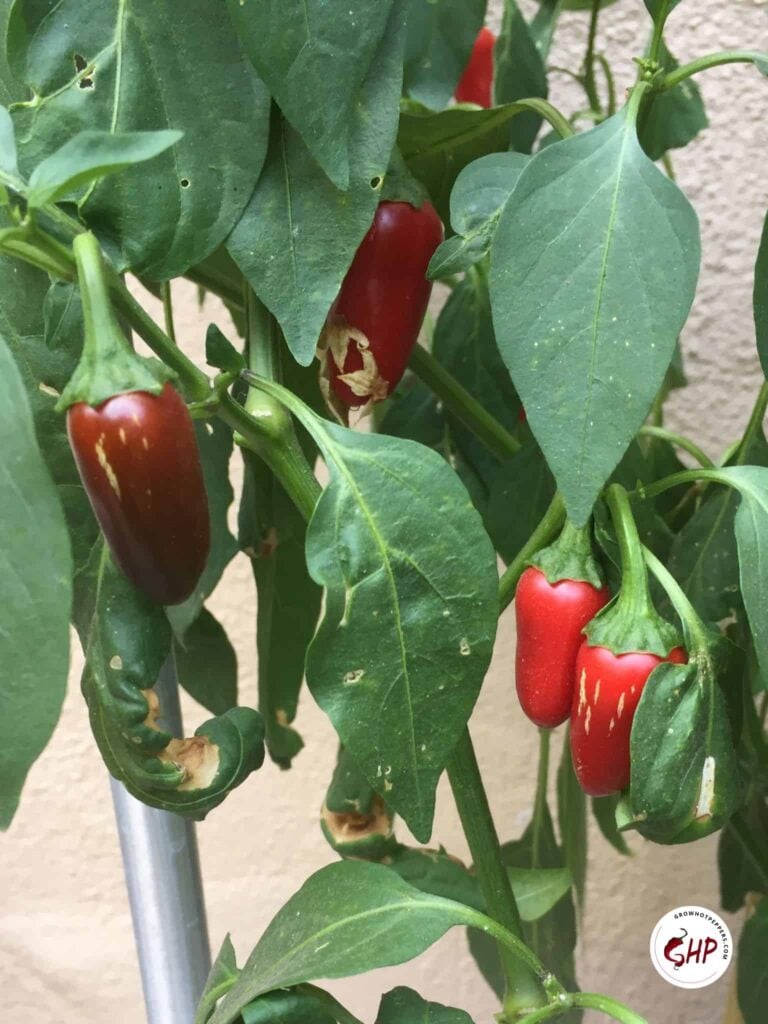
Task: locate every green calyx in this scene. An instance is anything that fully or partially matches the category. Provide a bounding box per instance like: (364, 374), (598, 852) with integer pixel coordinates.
(56, 231), (172, 411)
(530, 517), (605, 589)
(584, 485), (681, 657)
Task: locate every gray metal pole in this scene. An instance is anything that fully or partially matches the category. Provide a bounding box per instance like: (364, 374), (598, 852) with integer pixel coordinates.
(110, 658), (212, 1024)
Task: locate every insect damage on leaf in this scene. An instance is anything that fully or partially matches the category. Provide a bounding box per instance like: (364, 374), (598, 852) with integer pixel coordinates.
(322, 794), (393, 845)
(142, 688), (220, 790)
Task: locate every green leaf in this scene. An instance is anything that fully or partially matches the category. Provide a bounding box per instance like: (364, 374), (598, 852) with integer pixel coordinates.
(228, 2), (406, 366)
(377, 373), (446, 453)
(0, 3), (23, 107)
(208, 861), (486, 1024)
(432, 274), (521, 493)
(398, 101), (548, 225)
(738, 898), (768, 1023)
(228, 0), (396, 190)
(271, 393), (499, 842)
(206, 323), (245, 375)
(239, 453), (322, 768)
(638, 43), (707, 161)
(754, 206), (768, 380)
(0, 331), (71, 828)
(557, 735), (587, 908)
(718, 797), (768, 912)
(628, 641), (743, 844)
(495, 0), (548, 152)
(490, 104), (700, 525)
(8, 0), (269, 278)
(387, 846), (483, 910)
(485, 442), (555, 564)
(377, 987), (473, 1024)
(195, 935), (239, 1024)
(429, 153), (529, 279)
(592, 794), (631, 856)
(402, 0), (485, 110)
(174, 608), (238, 718)
(322, 746), (397, 859)
(241, 990), (338, 1024)
(26, 129), (182, 207)
(43, 279), (83, 351)
(166, 421), (239, 638)
(509, 866), (574, 922)
(79, 546), (264, 818)
(0, 104), (18, 177)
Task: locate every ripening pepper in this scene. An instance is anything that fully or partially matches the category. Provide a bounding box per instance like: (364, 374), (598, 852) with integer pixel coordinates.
(455, 27), (495, 108)
(68, 383), (210, 605)
(323, 200), (443, 411)
(515, 520), (610, 728)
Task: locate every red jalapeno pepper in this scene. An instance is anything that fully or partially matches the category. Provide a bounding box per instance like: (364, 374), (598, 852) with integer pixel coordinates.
(455, 27), (495, 108)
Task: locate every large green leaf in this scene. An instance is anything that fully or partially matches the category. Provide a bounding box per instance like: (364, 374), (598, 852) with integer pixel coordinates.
(638, 42), (707, 161)
(490, 104), (700, 525)
(240, 990), (338, 1024)
(402, 0), (486, 111)
(209, 861), (488, 1024)
(719, 797), (768, 913)
(398, 101), (546, 225)
(495, 0), (548, 152)
(293, 395), (498, 840)
(79, 546), (264, 818)
(227, 1), (406, 366)
(592, 795), (631, 856)
(239, 453), (322, 768)
(428, 153), (529, 279)
(0, 3), (23, 105)
(377, 987), (473, 1024)
(738, 898), (768, 1023)
(0, 331), (71, 828)
(196, 935), (239, 1024)
(166, 421), (239, 638)
(8, 0), (269, 278)
(228, 0), (396, 190)
(628, 641), (743, 844)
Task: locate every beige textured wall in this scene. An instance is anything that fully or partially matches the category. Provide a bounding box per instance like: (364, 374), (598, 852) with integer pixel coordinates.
(2, 3), (767, 1022)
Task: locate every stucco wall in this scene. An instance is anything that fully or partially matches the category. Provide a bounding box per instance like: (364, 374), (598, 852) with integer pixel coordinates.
(2, 3), (767, 1022)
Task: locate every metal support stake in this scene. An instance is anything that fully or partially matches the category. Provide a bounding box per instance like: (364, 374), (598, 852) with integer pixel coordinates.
(110, 658), (212, 1023)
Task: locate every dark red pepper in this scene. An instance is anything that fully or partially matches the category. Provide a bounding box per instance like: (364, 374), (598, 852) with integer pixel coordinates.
(570, 642), (688, 796)
(454, 27), (495, 108)
(515, 566), (611, 728)
(324, 200), (443, 410)
(68, 382), (210, 605)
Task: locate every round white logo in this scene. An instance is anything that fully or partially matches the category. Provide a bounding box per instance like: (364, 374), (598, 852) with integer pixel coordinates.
(650, 906), (732, 989)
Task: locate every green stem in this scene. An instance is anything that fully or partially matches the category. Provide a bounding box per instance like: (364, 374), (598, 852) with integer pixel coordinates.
(661, 153), (676, 181)
(605, 484), (652, 619)
(571, 992), (649, 1024)
(583, 0), (602, 116)
(107, 274), (210, 401)
(663, 50), (768, 91)
(737, 380), (768, 465)
(446, 730), (548, 1016)
(498, 494), (567, 611)
(161, 280), (176, 344)
(596, 54), (617, 117)
(648, 0), (672, 65)
(409, 344), (521, 460)
(642, 546), (709, 654)
(195, 978), (236, 1024)
(639, 426), (714, 468)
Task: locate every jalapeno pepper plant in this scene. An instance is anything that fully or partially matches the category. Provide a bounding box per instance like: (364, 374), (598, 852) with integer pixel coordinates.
(2, 3), (768, 1024)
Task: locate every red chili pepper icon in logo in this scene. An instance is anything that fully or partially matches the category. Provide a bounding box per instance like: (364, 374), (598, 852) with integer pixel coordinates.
(663, 928), (688, 969)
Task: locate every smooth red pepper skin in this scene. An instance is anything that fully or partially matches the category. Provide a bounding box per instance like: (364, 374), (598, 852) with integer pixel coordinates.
(515, 566), (611, 728)
(570, 643), (688, 797)
(454, 27), (495, 108)
(326, 200), (443, 408)
(67, 382), (210, 606)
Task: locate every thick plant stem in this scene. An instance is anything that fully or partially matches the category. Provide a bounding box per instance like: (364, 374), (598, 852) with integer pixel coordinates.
(517, 991), (648, 1024)
(498, 495), (566, 611)
(446, 730), (548, 1017)
(409, 344), (521, 460)
(663, 50), (768, 91)
(737, 380), (768, 465)
(648, 0), (671, 65)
